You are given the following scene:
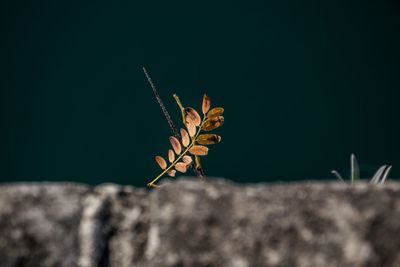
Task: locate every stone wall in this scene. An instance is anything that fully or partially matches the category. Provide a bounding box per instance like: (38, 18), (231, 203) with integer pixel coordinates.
(1, 178), (400, 267)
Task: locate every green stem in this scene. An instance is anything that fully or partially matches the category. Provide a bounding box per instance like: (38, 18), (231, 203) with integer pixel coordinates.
(173, 94), (186, 124)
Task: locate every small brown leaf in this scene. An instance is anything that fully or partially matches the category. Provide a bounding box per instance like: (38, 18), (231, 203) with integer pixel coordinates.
(189, 145), (209, 156)
(182, 155), (193, 164)
(207, 107), (224, 119)
(185, 107), (201, 126)
(197, 134), (222, 145)
(180, 128), (190, 147)
(186, 120), (196, 137)
(167, 169), (176, 177)
(175, 162), (188, 173)
(202, 94), (211, 114)
(155, 156), (167, 170)
(202, 116), (224, 131)
(169, 136), (182, 154)
(168, 149), (175, 163)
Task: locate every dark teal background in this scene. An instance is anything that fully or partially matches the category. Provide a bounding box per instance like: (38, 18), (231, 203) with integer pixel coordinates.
(1, 0), (399, 186)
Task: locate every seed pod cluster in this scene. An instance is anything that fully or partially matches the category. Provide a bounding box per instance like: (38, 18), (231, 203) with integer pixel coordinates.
(149, 94), (224, 188)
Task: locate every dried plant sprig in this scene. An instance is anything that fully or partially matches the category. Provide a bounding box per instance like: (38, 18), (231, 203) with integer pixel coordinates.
(148, 94), (224, 188)
(331, 153), (392, 185)
(144, 68), (202, 177)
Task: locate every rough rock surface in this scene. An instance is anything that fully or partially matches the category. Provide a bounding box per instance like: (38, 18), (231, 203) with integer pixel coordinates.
(0, 183), (89, 267)
(1, 178), (400, 267)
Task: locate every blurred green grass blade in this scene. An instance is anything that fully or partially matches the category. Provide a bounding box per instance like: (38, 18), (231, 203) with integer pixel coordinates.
(331, 170), (345, 183)
(370, 165), (387, 184)
(351, 154), (360, 184)
(380, 165), (392, 184)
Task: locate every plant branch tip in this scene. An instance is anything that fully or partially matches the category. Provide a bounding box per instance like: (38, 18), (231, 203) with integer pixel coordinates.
(148, 92), (224, 188)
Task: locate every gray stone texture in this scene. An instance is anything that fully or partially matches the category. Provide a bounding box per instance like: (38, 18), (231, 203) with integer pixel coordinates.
(1, 178), (400, 267)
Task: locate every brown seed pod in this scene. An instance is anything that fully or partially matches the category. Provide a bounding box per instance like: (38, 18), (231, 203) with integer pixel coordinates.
(182, 155), (193, 164)
(180, 128), (190, 147)
(155, 156), (167, 170)
(169, 136), (182, 154)
(168, 149), (175, 163)
(202, 94), (211, 114)
(202, 116), (224, 131)
(207, 107), (224, 119)
(189, 145), (209, 156)
(186, 120), (196, 137)
(175, 162), (188, 173)
(185, 107), (201, 126)
(197, 134), (222, 145)
(167, 169), (176, 177)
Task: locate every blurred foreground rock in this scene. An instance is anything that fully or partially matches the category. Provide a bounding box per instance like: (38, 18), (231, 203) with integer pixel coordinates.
(1, 178), (400, 267)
